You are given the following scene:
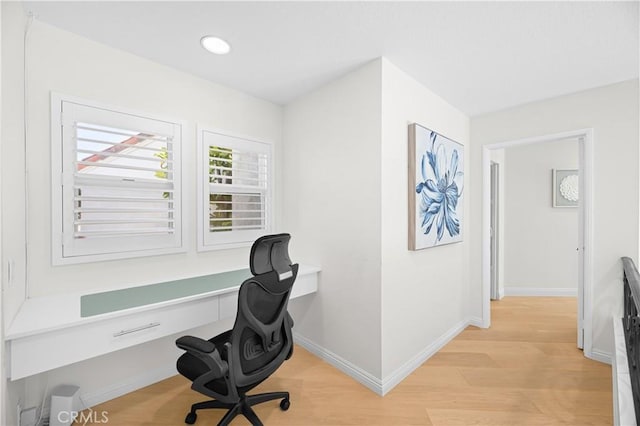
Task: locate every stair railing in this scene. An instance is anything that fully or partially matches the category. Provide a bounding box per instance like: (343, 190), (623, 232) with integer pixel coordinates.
(622, 256), (640, 424)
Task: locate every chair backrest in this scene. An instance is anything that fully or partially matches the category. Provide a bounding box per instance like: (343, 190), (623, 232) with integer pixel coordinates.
(229, 233), (298, 388)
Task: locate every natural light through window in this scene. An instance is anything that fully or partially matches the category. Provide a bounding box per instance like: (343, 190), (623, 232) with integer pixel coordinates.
(52, 95), (183, 264)
(198, 129), (271, 250)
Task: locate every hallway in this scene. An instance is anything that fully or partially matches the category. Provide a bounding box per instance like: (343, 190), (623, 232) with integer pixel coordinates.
(424, 297), (611, 424)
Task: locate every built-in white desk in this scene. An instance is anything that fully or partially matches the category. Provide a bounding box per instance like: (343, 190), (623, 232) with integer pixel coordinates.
(5, 265), (320, 381)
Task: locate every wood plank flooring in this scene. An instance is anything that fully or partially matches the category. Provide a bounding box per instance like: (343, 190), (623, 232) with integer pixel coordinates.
(79, 297), (612, 425)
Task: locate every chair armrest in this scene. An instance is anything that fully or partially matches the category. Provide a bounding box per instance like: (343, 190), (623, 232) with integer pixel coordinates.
(176, 335), (215, 353)
(176, 336), (228, 377)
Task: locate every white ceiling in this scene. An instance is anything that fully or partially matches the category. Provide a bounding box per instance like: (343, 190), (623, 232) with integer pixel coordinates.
(23, 1), (639, 116)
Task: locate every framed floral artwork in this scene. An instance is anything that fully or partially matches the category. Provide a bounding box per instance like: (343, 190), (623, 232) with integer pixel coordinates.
(553, 169), (579, 208)
(408, 123), (464, 250)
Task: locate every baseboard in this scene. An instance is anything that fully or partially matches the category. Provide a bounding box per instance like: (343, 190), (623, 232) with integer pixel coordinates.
(294, 317), (472, 397)
(586, 348), (612, 365)
(468, 316), (484, 328)
(380, 318), (470, 395)
(79, 364), (177, 408)
(293, 332), (384, 395)
(504, 287), (577, 297)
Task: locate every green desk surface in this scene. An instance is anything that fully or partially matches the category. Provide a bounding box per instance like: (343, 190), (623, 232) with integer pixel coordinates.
(80, 269), (252, 317)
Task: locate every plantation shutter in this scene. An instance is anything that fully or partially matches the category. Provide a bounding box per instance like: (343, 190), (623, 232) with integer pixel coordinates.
(59, 101), (182, 260)
(200, 130), (271, 249)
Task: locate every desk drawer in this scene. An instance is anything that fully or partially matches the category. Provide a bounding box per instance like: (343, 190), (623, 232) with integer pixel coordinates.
(219, 292), (238, 320)
(9, 296), (219, 380)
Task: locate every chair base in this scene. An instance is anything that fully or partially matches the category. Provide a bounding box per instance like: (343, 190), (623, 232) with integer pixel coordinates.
(185, 391), (290, 426)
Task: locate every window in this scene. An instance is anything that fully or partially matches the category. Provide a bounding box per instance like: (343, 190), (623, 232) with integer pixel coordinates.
(198, 129), (271, 250)
(52, 95), (183, 264)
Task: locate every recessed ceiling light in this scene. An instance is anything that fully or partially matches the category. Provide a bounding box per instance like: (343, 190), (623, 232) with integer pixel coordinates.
(200, 36), (231, 55)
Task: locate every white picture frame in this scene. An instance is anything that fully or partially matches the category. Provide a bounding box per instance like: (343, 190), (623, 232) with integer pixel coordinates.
(553, 169), (579, 208)
(408, 123), (464, 250)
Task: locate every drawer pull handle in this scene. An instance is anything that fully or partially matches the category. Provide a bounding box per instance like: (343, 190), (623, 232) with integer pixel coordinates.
(113, 322), (160, 337)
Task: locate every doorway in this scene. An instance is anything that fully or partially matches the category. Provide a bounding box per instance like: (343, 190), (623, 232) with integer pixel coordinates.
(481, 129), (594, 358)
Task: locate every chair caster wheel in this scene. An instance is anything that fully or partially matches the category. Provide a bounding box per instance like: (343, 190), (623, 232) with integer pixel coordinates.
(185, 412), (197, 424)
(280, 398), (290, 411)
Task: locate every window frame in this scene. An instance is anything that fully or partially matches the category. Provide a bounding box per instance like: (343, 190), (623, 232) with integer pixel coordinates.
(51, 93), (185, 265)
(197, 126), (273, 252)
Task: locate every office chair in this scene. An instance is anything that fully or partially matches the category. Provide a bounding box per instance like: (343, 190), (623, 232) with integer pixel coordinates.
(175, 233), (298, 426)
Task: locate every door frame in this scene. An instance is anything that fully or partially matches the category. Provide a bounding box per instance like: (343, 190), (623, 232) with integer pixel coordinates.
(481, 128), (594, 358)
(490, 161), (500, 300)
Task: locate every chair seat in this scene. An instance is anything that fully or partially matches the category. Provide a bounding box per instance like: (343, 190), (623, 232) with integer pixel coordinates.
(177, 330), (265, 397)
(177, 330), (231, 395)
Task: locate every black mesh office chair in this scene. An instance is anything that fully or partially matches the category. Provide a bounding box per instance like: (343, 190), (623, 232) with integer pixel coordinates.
(176, 233), (298, 426)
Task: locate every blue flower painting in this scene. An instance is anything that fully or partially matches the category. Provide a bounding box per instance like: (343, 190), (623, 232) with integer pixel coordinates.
(409, 124), (464, 250)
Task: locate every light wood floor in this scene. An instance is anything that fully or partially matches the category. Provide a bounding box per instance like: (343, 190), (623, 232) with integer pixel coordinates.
(81, 297), (612, 425)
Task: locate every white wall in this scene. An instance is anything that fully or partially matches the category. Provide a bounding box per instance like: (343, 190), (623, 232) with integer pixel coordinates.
(2, 7), (287, 416)
(2, 4), (28, 425)
(283, 59), (383, 379)
(379, 59), (471, 380)
(503, 139), (579, 293)
(283, 58), (472, 391)
(1, 1), (27, 332)
(470, 80), (640, 358)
